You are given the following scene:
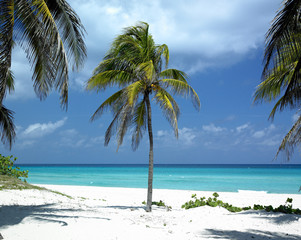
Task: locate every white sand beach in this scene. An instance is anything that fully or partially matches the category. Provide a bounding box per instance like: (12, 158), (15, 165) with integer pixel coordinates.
(1, 185), (301, 240)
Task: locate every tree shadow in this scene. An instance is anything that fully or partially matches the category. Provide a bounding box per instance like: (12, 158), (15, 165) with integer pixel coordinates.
(100, 205), (145, 210)
(0, 204), (110, 228)
(237, 210), (301, 224)
(204, 229), (301, 240)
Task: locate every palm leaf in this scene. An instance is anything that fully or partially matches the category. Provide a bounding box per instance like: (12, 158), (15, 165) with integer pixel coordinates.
(160, 78), (200, 110)
(275, 113), (301, 161)
(0, 0), (14, 102)
(131, 99), (147, 150)
(0, 105), (15, 149)
(90, 89), (124, 121)
(154, 87), (179, 137)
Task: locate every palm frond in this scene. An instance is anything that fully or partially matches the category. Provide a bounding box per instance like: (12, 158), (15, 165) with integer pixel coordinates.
(45, 0), (87, 70)
(275, 113), (301, 161)
(157, 44), (169, 68)
(160, 69), (188, 82)
(160, 78), (200, 110)
(15, 0), (70, 109)
(0, 0), (14, 102)
(0, 105), (15, 149)
(90, 89), (125, 121)
(127, 81), (143, 106)
(263, 0), (301, 76)
(154, 87), (179, 137)
(131, 99), (147, 150)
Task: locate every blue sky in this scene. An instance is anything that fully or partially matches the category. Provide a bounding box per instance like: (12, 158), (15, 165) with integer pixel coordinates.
(2, 0), (300, 164)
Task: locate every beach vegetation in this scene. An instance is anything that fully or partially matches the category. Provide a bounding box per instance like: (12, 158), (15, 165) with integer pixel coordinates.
(0, 0), (86, 149)
(87, 22), (200, 212)
(182, 193), (301, 215)
(142, 199), (172, 210)
(254, 0), (301, 160)
(0, 174), (72, 198)
(0, 154), (28, 179)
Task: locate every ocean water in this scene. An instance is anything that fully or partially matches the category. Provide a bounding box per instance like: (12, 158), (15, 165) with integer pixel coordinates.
(18, 164), (301, 194)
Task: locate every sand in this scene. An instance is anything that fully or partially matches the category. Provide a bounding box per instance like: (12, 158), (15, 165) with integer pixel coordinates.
(1, 185), (301, 240)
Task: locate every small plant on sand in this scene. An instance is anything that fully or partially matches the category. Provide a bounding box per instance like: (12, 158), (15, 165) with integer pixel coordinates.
(142, 200), (172, 210)
(0, 154), (28, 179)
(253, 198), (301, 214)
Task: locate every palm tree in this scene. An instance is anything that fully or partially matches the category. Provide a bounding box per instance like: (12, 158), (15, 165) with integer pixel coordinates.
(254, 0), (301, 160)
(87, 22), (200, 212)
(0, 0), (87, 148)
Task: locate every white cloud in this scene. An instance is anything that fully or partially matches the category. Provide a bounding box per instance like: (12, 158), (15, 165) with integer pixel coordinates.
(292, 113), (300, 122)
(202, 123), (226, 133)
(236, 123), (249, 133)
(178, 128), (197, 146)
(156, 127), (197, 147)
(21, 117), (67, 138)
(252, 124), (275, 139)
(252, 130), (265, 138)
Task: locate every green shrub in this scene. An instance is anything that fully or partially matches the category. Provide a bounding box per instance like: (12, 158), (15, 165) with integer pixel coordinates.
(182, 193), (301, 215)
(0, 154), (28, 179)
(142, 200), (172, 210)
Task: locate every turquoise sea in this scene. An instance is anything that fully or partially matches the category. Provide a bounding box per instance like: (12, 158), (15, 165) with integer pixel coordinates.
(18, 164), (301, 194)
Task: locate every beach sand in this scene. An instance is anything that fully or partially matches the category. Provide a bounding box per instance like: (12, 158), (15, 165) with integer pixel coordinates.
(1, 185), (301, 240)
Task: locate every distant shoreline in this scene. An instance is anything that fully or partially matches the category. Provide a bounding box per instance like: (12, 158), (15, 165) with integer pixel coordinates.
(16, 163), (301, 167)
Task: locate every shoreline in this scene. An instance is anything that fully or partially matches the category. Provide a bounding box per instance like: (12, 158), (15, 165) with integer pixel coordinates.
(1, 184), (301, 239)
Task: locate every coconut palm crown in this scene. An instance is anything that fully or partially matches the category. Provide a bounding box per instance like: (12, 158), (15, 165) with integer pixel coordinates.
(254, 0), (301, 160)
(87, 22), (200, 211)
(0, 0), (87, 148)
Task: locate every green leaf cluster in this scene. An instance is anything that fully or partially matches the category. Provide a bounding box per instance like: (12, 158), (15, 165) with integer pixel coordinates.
(0, 154), (28, 179)
(182, 193), (301, 215)
(253, 198), (301, 214)
(142, 199), (172, 210)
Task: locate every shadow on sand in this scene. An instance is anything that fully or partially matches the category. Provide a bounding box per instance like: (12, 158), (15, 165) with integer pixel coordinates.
(237, 209), (301, 224)
(0, 204), (110, 228)
(203, 229), (301, 240)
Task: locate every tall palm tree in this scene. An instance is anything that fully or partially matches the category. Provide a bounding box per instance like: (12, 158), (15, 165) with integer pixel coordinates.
(0, 0), (87, 148)
(254, 0), (301, 160)
(87, 22), (200, 212)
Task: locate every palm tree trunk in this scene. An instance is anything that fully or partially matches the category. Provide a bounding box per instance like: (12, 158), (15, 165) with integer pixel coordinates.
(145, 94), (153, 212)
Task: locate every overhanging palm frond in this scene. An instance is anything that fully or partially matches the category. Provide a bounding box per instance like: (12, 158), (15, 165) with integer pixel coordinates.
(263, 0), (301, 76)
(0, 105), (15, 149)
(45, 0), (87, 70)
(275, 114), (301, 161)
(0, 0), (14, 102)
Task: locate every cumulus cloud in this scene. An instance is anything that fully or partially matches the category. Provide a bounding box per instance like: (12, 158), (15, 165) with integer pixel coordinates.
(21, 117), (67, 138)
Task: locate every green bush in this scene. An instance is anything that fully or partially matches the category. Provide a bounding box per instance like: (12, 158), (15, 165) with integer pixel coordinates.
(142, 199), (172, 210)
(182, 193), (301, 215)
(0, 154), (28, 179)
